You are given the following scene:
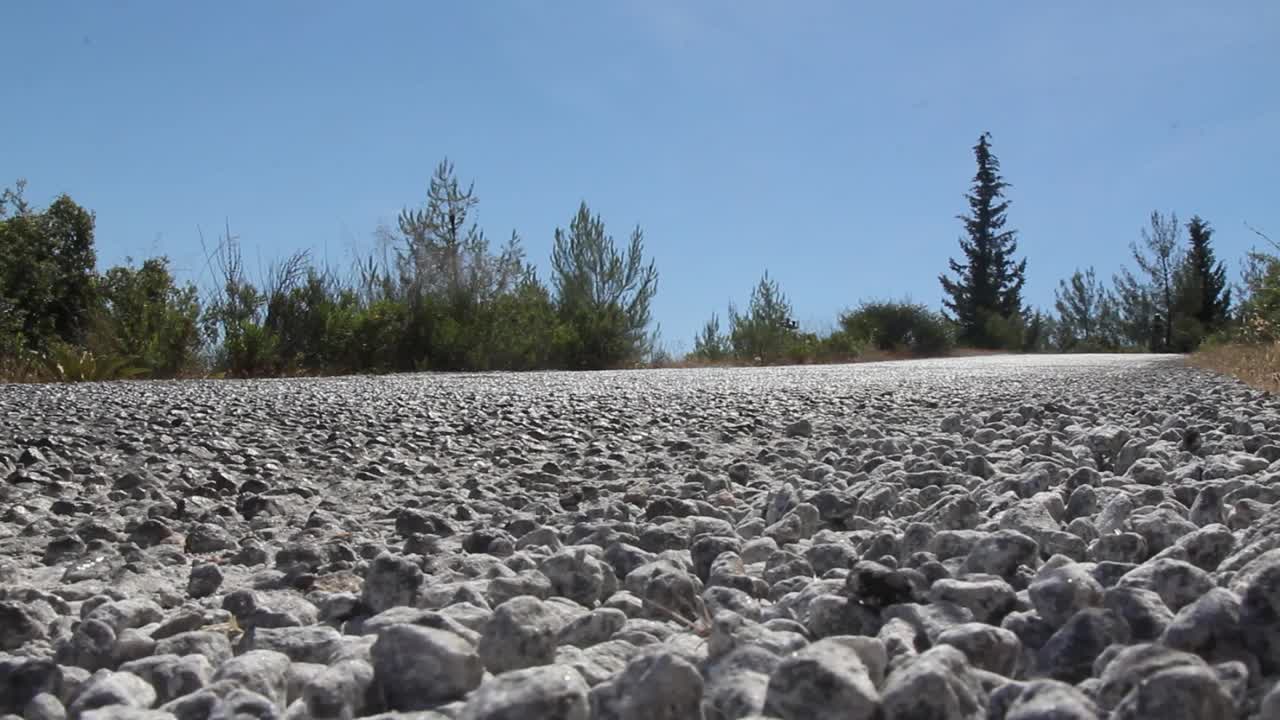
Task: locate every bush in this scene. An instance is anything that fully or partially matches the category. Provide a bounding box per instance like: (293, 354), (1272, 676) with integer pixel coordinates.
(728, 272), (798, 364)
(91, 257), (204, 377)
(981, 312), (1026, 352)
(840, 301), (954, 356)
(41, 341), (147, 383)
(816, 330), (866, 361)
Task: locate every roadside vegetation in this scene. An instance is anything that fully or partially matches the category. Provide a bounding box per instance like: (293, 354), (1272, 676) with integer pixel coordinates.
(2, 136), (1275, 383)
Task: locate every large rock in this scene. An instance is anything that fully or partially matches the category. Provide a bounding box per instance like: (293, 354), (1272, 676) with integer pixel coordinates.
(1110, 664), (1235, 720)
(962, 531), (1039, 581)
(66, 671), (156, 719)
(478, 596), (572, 674)
(881, 646), (987, 720)
(936, 623), (1021, 677)
(540, 549), (614, 608)
(458, 665), (590, 720)
(209, 650), (291, 709)
(1034, 608), (1130, 683)
(763, 637), (880, 720)
(371, 624), (483, 710)
(1229, 548), (1280, 671)
(1028, 561), (1103, 628)
(589, 650), (703, 720)
(1116, 558), (1212, 612)
(1094, 642), (1206, 711)
(995, 680), (1100, 720)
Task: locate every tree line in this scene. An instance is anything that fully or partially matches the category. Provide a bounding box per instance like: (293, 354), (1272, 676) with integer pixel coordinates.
(0, 161), (660, 379)
(3, 137), (1277, 381)
(937, 131), (1240, 355)
(691, 131), (1272, 364)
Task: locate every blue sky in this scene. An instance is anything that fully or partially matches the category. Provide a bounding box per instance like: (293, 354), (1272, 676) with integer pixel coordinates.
(5, 1), (1278, 355)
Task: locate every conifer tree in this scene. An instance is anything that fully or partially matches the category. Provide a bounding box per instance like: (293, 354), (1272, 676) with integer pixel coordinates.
(940, 132), (1027, 348)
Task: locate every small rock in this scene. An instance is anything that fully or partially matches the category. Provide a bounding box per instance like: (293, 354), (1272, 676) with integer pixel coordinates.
(784, 419), (814, 438)
(186, 564), (222, 599)
(361, 552), (423, 614)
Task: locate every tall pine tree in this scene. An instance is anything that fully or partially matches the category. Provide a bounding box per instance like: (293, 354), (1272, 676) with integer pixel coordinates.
(940, 132), (1027, 348)
(1178, 216), (1231, 336)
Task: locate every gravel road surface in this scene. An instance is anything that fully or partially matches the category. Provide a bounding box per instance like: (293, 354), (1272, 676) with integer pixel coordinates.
(4, 353), (1280, 719)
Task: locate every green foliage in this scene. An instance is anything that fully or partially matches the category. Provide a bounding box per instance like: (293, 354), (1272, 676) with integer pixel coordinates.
(1022, 310), (1048, 352)
(840, 300), (954, 356)
(691, 313), (731, 362)
(41, 341), (147, 383)
(184, 161), (647, 376)
(939, 133), (1028, 349)
(200, 226), (277, 377)
(0, 181), (100, 352)
(92, 256), (204, 377)
(486, 273), (561, 370)
(1170, 216), (1231, 351)
(1128, 210), (1184, 351)
(0, 295), (25, 359)
(1111, 267), (1157, 349)
(346, 298), (404, 371)
(395, 160), (528, 311)
(551, 202), (659, 369)
(816, 329), (867, 360)
(221, 320), (280, 378)
(784, 331), (823, 365)
(1233, 236), (1280, 343)
(728, 271), (798, 363)
(1053, 267), (1120, 350)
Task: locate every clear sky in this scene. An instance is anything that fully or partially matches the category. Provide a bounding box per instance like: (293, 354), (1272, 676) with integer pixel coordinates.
(5, 1), (1278, 355)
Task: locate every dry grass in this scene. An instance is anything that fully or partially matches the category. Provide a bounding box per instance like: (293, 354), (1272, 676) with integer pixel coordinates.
(0, 357), (45, 383)
(1188, 342), (1280, 393)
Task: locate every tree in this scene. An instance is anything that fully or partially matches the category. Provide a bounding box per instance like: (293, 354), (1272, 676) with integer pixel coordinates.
(394, 159), (527, 308)
(1130, 210), (1183, 351)
(1053, 267), (1118, 350)
(94, 256), (203, 376)
(1172, 215), (1230, 348)
(692, 313), (730, 362)
(551, 201), (659, 369)
(389, 160), (533, 369)
(728, 271), (797, 363)
(1238, 239), (1280, 342)
(939, 132), (1027, 348)
(1022, 310), (1049, 352)
(0, 183), (99, 351)
(1111, 268), (1156, 349)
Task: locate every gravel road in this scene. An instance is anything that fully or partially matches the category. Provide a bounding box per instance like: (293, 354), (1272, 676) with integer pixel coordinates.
(4, 353), (1280, 719)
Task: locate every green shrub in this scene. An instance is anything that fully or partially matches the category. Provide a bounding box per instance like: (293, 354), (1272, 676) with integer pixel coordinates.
(981, 312), (1025, 352)
(816, 330), (866, 361)
(92, 257), (204, 377)
(728, 272), (798, 364)
(41, 341), (147, 383)
(220, 320), (280, 377)
(840, 301), (955, 356)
